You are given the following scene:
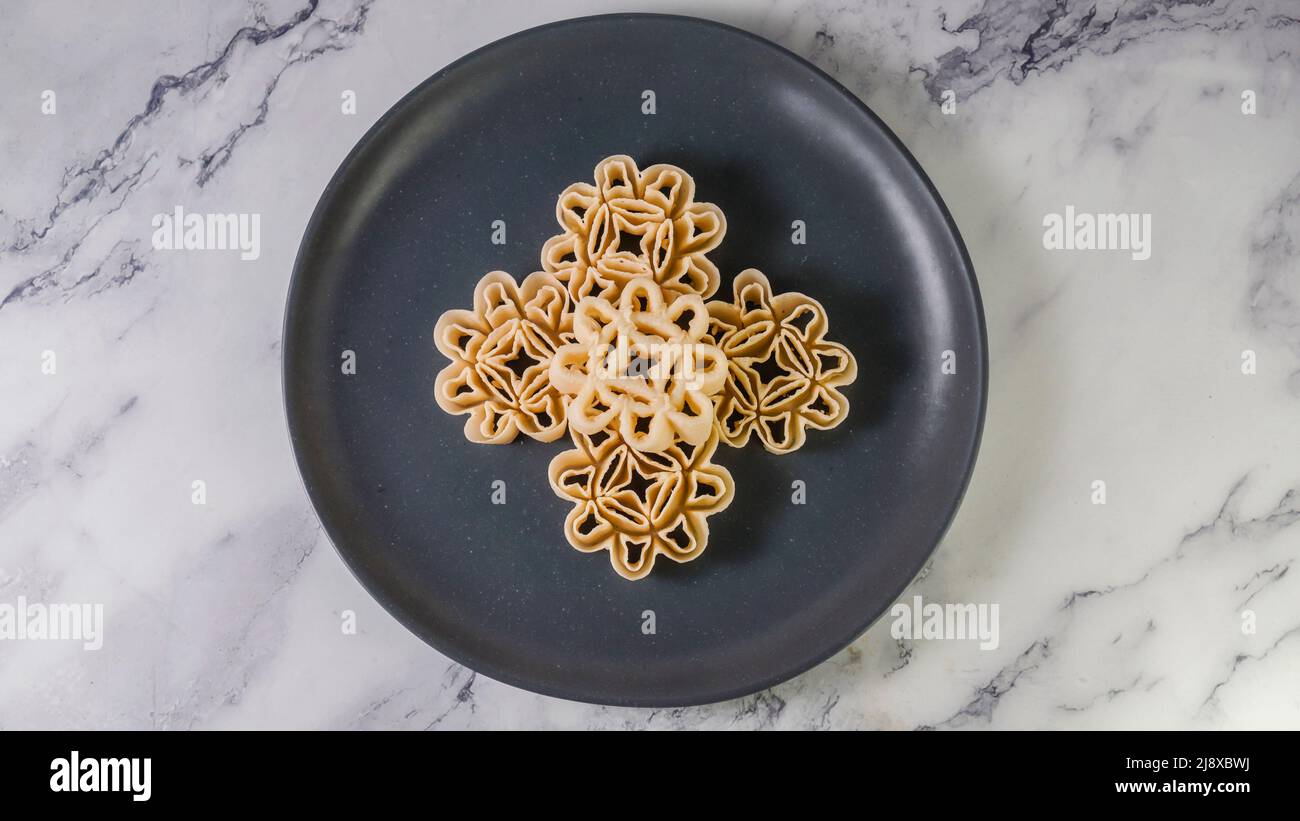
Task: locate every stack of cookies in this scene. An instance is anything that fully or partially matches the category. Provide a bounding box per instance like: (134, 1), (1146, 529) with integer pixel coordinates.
(434, 156), (856, 579)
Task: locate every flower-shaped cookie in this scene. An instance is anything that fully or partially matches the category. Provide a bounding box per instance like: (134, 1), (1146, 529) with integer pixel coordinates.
(706, 269), (856, 453)
(434, 270), (573, 444)
(541, 155), (726, 302)
(549, 278), (728, 453)
(428, 156), (863, 581)
(548, 427), (734, 580)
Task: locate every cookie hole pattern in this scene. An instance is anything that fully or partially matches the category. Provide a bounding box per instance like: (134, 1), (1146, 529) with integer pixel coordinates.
(549, 279), (728, 453)
(705, 269), (857, 454)
(548, 428), (735, 580)
(434, 270), (573, 444)
(541, 155), (726, 303)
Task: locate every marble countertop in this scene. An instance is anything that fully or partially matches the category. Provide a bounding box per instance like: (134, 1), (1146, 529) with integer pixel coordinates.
(2, 0), (1298, 729)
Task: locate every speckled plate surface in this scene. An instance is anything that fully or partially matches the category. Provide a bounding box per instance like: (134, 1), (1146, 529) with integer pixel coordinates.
(283, 13), (986, 707)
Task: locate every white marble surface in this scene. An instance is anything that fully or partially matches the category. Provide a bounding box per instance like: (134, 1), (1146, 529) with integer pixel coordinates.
(1, 0), (1298, 729)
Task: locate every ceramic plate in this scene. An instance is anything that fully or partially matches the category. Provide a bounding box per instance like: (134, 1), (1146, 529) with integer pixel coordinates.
(283, 13), (986, 706)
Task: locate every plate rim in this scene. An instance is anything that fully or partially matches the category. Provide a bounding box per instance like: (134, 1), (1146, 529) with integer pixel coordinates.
(281, 11), (989, 708)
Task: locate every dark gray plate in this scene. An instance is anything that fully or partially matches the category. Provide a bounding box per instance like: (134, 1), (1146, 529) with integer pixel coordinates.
(283, 13), (986, 707)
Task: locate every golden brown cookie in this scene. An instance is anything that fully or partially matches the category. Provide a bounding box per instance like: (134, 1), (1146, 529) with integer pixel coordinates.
(548, 426), (734, 580)
(549, 278), (727, 453)
(541, 155), (726, 302)
(705, 269), (856, 453)
(434, 270), (573, 444)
